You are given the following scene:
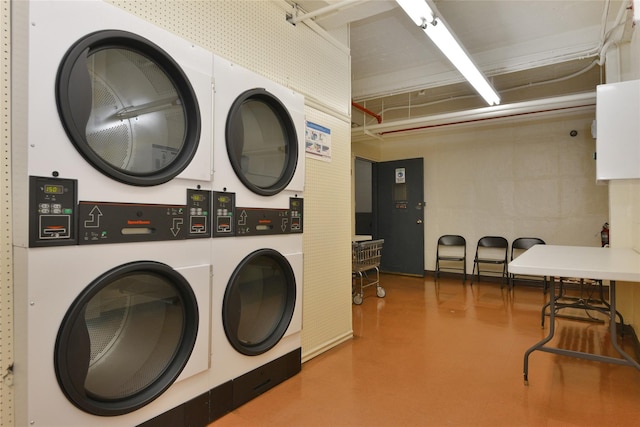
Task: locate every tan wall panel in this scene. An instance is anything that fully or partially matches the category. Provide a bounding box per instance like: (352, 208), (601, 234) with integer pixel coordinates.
(1, 0), (14, 424)
(608, 25), (640, 335)
(303, 109), (353, 361)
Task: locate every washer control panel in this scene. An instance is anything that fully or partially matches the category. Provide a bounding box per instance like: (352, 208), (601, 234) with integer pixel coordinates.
(29, 176), (78, 247)
(78, 201), (187, 244)
(212, 191), (235, 237)
(186, 189), (211, 238)
(77, 189), (212, 244)
(235, 198), (304, 236)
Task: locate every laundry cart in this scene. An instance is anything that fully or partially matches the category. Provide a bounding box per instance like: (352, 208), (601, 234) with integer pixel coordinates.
(352, 239), (386, 304)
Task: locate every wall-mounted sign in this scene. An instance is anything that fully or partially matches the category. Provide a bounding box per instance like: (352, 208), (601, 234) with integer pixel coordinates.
(395, 168), (406, 183)
(305, 121), (331, 162)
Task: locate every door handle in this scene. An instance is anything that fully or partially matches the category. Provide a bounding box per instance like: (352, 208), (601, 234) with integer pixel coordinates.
(416, 219), (423, 224)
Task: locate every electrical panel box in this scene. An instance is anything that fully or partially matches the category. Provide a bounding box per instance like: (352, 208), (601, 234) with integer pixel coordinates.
(595, 80), (640, 180)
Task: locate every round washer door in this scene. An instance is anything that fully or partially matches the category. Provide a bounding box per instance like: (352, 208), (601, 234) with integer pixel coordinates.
(55, 261), (199, 416)
(226, 89), (299, 196)
(56, 30), (201, 186)
(223, 249), (296, 356)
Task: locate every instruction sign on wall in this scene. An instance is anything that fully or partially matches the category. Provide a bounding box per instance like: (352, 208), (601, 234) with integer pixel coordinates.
(395, 168), (406, 183)
(305, 121), (332, 162)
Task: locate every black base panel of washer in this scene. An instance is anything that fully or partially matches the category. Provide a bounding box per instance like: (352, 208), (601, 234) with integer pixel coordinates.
(231, 348), (302, 410)
(210, 380), (234, 421)
(137, 381), (233, 427)
(136, 349), (300, 426)
(137, 390), (211, 427)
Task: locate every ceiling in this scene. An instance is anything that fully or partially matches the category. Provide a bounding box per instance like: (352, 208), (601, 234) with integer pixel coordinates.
(288, 0), (634, 136)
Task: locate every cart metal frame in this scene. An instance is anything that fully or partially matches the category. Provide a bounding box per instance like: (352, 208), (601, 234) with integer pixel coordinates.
(352, 239), (385, 305)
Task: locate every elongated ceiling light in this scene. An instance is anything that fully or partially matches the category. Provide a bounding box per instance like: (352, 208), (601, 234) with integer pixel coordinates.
(396, 0), (500, 105)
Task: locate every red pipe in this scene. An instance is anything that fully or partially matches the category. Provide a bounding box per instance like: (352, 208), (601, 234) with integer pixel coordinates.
(352, 101), (382, 124)
(379, 103), (595, 135)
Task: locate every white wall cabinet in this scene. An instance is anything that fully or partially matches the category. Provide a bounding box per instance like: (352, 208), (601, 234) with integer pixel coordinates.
(596, 79), (640, 180)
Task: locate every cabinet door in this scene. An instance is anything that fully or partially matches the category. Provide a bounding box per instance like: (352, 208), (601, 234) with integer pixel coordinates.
(596, 80), (640, 180)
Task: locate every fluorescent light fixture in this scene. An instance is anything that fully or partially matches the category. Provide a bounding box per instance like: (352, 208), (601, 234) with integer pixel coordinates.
(396, 0), (433, 26)
(395, 0), (500, 106)
(425, 18), (500, 105)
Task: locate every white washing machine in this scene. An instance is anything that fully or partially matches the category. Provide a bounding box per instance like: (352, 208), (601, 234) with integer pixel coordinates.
(12, 0), (213, 217)
(210, 232), (303, 409)
(12, 1), (216, 425)
(208, 54), (305, 414)
(212, 54), (305, 209)
(13, 239), (212, 427)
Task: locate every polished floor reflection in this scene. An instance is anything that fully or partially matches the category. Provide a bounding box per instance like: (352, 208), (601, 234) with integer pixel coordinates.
(211, 274), (640, 426)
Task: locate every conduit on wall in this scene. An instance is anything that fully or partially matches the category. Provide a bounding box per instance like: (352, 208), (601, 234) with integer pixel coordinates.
(287, 0), (365, 24)
(286, 1), (352, 55)
(352, 92), (596, 139)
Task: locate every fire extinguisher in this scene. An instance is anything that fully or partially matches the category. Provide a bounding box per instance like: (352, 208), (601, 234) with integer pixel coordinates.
(600, 222), (609, 247)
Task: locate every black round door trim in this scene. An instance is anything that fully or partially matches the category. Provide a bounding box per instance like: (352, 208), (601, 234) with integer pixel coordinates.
(56, 30), (201, 186)
(54, 261), (199, 416)
(222, 249), (296, 356)
(226, 88), (298, 196)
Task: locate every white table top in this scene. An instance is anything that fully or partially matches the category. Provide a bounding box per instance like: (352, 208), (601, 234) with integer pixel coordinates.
(508, 245), (640, 282)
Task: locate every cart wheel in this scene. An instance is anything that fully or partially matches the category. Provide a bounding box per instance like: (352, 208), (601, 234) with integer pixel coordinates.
(353, 294), (363, 305)
(376, 287), (386, 298)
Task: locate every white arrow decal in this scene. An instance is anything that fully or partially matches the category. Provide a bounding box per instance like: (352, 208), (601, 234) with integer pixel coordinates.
(84, 206), (103, 228)
(171, 218), (184, 237)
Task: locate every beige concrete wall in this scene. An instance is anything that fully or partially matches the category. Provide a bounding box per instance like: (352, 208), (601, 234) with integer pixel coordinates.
(371, 113), (607, 272)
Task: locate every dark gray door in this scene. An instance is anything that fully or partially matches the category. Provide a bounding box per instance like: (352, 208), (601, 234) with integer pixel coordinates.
(373, 158), (424, 276)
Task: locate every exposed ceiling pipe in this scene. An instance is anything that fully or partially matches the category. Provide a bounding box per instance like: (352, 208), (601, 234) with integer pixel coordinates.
(287, 0), (365, 25)
(352, 101), (382, 124)
(379, 103), (595, 136)
(364, 130), (385, 141)
(355, 92), (596, 138)
(596, 0), (633, 65)
(357, 60), (600, 126)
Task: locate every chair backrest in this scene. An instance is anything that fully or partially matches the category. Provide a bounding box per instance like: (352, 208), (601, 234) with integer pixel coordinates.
(438, 235), (465, 247)
(475, 236), (508, 262)
(477, 236), (508, 249)
(511, 237), (545, 260)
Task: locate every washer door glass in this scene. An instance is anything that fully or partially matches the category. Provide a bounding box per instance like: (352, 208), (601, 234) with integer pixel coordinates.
(223, 249), (296, 356)
(56, 30), (201, 186)
(226, 89), (298, 196)
(55, 261), (198, 416)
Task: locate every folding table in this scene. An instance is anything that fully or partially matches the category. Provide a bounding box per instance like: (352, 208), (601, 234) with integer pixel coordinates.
(508, 245), (640, 384)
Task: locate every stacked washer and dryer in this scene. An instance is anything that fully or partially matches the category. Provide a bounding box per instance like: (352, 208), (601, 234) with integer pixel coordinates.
(12, 1), (214, 426)
(209, 55), (305, 409)
(12, 1), (305, 426)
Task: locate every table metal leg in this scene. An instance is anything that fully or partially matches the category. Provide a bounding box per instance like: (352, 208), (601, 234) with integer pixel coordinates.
(524, 280), (640, 385)
(524, 278), (557, 385)
(541, 278), (624, 328)
(608, 282), (640, 371)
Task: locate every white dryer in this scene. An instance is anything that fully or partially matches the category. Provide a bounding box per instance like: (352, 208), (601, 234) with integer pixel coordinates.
(12, 1), (215, 426)
(212, 54), (305, 209)
(13, 239), (212, 427)
(208, 54), (305, 415)
(210, 232), (303, 410)
(13, 0), (213, 211)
